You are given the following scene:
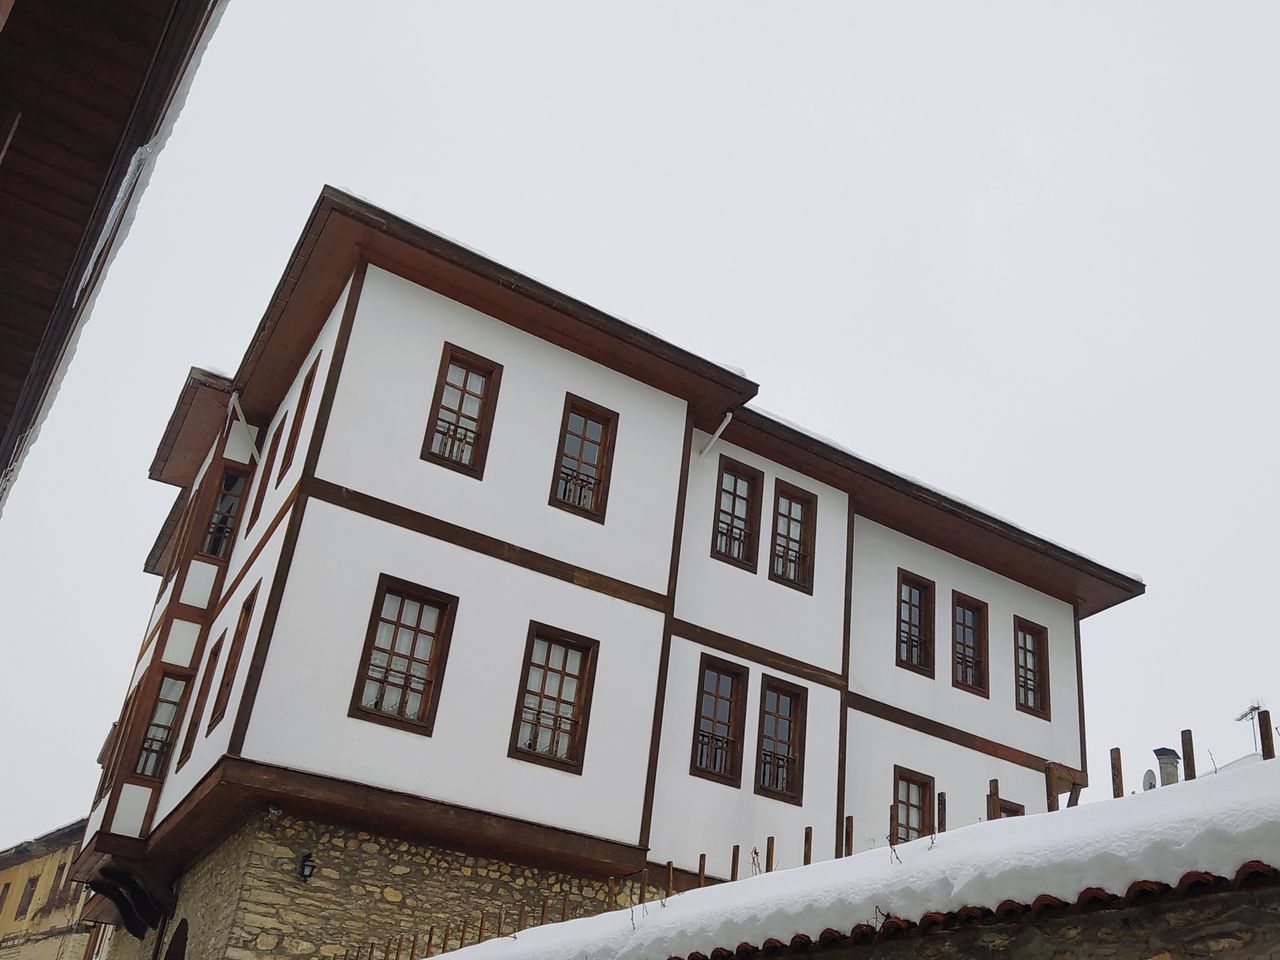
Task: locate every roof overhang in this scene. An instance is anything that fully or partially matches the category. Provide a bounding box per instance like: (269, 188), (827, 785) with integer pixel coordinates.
(148, 367), (231, 487)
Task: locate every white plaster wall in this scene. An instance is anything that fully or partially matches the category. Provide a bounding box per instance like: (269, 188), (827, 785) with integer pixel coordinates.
(315, 266), (687, 594)
(647, 635), (842, 876)
(241, 497), (663, 845)
(224, 420), (257, 466)
(850, 517), (1081, 767)
(179, 559), (217, 607)
(84, 797), (107, 846)
(110, 783), (152, 838)
(160, 619), (201, 667)
(675, 434), (849, 674)
(845, 709), (1046, 853)
(128, 642), (154, 694)
(224, 277), (349, 586)
(150, 510), (291, 828)
(145, 577), (175, 639)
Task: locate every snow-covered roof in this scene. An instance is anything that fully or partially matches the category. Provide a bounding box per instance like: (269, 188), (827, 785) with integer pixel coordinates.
(449, 759), (1280, 960)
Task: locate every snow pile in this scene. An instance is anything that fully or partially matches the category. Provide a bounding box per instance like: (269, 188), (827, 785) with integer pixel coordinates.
(450, 760), (1280, 960)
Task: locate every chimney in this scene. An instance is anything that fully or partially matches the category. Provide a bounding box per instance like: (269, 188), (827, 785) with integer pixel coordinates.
(1154, 747), (1180, 786)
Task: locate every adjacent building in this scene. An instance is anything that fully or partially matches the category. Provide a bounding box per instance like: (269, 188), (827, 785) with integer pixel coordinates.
(0, 819), (91, 960)
(71, 187), (1144, 960)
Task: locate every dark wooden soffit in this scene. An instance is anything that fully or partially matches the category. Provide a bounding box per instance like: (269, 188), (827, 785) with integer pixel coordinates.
(232, 186), (761, 427)
(148, 366), (231, 486)
(727, 409), (1145, 619)
(143, 487), (188, 576)
(0, 0), (219, 484)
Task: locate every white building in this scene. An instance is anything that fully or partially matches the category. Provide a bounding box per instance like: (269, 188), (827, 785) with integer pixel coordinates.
(72, 188), (1143, 952)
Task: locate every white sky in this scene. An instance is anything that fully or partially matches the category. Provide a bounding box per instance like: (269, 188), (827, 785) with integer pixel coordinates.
(1, 2), (1277, 850)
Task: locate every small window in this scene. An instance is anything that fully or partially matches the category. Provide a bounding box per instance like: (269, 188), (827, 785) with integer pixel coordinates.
(548, 395), (618, 522)
(951, 592), (989, 696)
(14, 876), (37, 920)
(755, 676), (806, 805)
(769, 481), (817, 592)
(46, 864), (65, 908)
(689, 654), (747, 786)
(349, 576), (457, 736)
(1014, 617), (1051, 719)
(508, 623), (599, 773)
(0, 882), (10, 915)
(711, 456), (763, 571)
(896, 570), (935, 677)
(135, 675), (189, 779)
(199, 469), (247, 560)
(245, 416), (285, 535)
(207, 584), (259, 732)
(421, 344), (503, 478)
(893, 766), (934, 843)
(277, 352), (321, 483)
(999, 799), (1026, 818)
(177, 631), (224, 769)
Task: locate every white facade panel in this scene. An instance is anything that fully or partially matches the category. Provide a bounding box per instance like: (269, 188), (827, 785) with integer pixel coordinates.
(224, 421), (257, 466)
(128, 641), (154, 694)
(160, 619), (201, 667)
(675, 434), (849, 673)
(110, 783), (152, 838)
(241, 497), (663, 846)
(850, 517), (1081, 768)
(647, 635), (842, 875)
(315, 266), (686, 595)
(179, 559), (218, 608)
(146, 577), (175, 639)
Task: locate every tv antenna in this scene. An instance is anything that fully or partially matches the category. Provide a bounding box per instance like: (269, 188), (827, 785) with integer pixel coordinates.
(1235, 702), (1262, 751)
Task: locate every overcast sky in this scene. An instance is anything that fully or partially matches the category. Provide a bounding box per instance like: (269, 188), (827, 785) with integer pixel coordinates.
(2, 2), (1277, 850)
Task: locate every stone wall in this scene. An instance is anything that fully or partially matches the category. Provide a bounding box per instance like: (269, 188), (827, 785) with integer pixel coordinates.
(0, 927), (91, 960)
(126, 808), (663, 960)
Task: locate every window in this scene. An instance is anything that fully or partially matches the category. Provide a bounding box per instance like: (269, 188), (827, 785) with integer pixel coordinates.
(896, 570), (935, 677)
(755, 676), (806, 804)
(508, 623), (599, 773)
(689, 654), (747, 786)
(710, 456), (763, 571)
(46, 864), (65, 908)
(135, 675), (189, 778)
(0, 882), (9, 915)
(999, 799), (1025, 818)
(176, 631), (223, 769)
(1014, 616), (1051, 719)
(14, 876), (37, 920)
(199, 469), (247, 559)
(421, 344), (503, 478)
(277, 352), (321, 483)
(893, 766), (934, 843)
(951, 592), (989, 696)
(207, 584), (259, 732)
(549, 395), (618, 522)
(245, 416), (285, 535)
(349, 576), (457, 736)
(769, 481), (817, 592)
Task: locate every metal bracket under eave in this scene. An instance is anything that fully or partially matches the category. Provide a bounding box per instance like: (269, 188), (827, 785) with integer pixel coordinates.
(227, 391), (261, 464)
(698, 410), (735, 458)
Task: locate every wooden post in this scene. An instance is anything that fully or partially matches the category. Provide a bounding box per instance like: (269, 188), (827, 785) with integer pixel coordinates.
(803, 826), (813, 865)
(765, 836), (775, 872)
(497, 908), (505, 937)
(478, 912), (488, 942)
(937, 792), (947, 832)
(561, 891), (569, 922)
(1110, 747), (1124, 797)
(1260, 710), (1276, 760)
(987, 778), (1000, 820)
(425, 927), (435, 956)
(1181, 729), (1197, 780)
(540, 898), (549, 925)
(665, 861), (674, 898)
(459, 920), (469, 947)
(730, 844), (740, 881)
(395, 934), (404, 960)
(698, 853), (706, 887)
(1045, 763), (1059, 812)
(889, 803), (898, 845)
(437, 928), (446, 956)
(640, 868), (648, 903)
(409, 934), (417, 959)
(607, 878), (617, 910)
(518, 905), (528, 931)
(844, 816), (853, 856)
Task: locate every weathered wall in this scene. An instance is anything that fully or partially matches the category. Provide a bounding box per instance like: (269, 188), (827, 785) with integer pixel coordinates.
(0, 927), (90, 960)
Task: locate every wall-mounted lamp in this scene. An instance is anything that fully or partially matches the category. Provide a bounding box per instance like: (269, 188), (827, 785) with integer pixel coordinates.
(298, 853), (316, 882)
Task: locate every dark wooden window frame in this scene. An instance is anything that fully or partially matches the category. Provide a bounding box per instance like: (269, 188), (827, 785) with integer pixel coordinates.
(1014, 615), (1051, 721)
(134, 673), (192, 782)
(196, 466), (248, 563)
(768, 479), (817, 594)
(420, 343), (504, 480)
(892, 764), (935, 843)
(688, 653), (749, 788)
(999, 798), (1026, 818)
(277, 351), (322, 484)
(14, 875), (37, 921)
(347, 574), (459, 737)
(245, 417), (286, 536)
(951, 590), (990, 698)
(506, 621), (600, 775)
(895, 569), (936, 678)
(709, 455), (764, 573)
(547, 394), (619, 524)
(207, 583), (260, 733)
(175, 630), (224, 771)
(754, 674), (807, 806)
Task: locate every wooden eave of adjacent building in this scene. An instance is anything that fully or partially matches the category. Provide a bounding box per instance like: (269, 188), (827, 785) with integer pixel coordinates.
(0, 0), (218, 487)
(0, 817), (87, 871)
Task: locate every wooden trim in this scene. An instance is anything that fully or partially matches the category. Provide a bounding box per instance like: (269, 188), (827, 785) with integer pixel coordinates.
(835, 503), (854, 856)
(767, 479), (817, 594)
(1074, 604), (1089, 788)
(506, 622), (600, 775)
(846, 690), (1078, 777)
(671, 618), (843, 690)
(1013, 615), (1051, 721)
(276, 352), (321, 484)
(753, 673), (807, 806)
(212, 484), (298, 620)
(687, 653), (748, 789)
(0, 99), (20, 168)
(999, 798), (1026, 818)
(174, 630), (224, 772)
(950, 590), (990, 698)
(228, 261), (367, 756)
(244, 417), (285, 535)
(895, 568), (935, 678)
(419, 342), (504, 481)
(206, 584), (259, 733)
(547, 393), (619, 524)
(192, 465), (250, 564)
(708, 454), (764, 573)
(892, 764), (935, 840)
(305, 477), (668, 612)
(346, 574), (458, 737)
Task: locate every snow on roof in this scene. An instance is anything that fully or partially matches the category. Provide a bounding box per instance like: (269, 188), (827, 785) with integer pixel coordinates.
(450, 759), (1280, 960)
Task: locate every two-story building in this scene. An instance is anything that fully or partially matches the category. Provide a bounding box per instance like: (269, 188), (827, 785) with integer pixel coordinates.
(71, 188), (1143, 960)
